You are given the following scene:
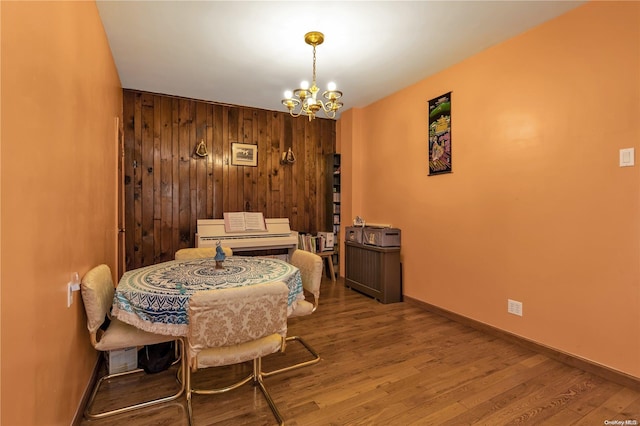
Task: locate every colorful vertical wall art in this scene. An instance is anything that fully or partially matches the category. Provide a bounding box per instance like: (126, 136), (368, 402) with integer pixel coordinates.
(428, 92), (452, 175)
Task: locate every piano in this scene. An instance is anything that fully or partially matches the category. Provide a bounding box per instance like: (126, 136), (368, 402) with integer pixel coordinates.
(196, 218), (299, 257)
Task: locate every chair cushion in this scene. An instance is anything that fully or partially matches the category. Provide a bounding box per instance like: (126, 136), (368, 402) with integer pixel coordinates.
(81, 264), (115, 334)
(94, 318), (176, 351)
(193, 333), (283, 369)
(288, 300), (314, 318)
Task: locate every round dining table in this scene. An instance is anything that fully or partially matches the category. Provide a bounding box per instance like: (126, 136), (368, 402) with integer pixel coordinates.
(112, 256), (304, 337)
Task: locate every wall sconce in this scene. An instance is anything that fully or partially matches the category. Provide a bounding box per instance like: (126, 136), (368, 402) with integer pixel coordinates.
(194, 139), (208, 157)
(281, 147), (296, 165)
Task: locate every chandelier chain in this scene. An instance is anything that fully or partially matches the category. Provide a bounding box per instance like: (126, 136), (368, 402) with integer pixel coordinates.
(312, 45), (317, 85)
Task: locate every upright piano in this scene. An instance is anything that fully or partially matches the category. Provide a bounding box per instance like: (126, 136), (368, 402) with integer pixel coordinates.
(196, 218), (298, 257)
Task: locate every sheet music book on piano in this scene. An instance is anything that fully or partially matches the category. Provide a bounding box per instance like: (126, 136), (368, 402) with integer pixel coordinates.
(223, 212), (267, 233)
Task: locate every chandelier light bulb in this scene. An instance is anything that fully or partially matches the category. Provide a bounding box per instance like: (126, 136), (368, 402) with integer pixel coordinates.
(300, 80), (309, 90)
(327, 82), (337, 91)
(284, 90), (293, 99)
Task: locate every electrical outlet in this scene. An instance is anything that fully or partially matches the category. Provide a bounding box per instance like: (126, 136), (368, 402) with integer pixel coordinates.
(620, 148), (635, 167)
(507, 299), (523, 316)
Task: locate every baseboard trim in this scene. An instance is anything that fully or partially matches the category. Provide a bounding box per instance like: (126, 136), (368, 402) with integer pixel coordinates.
(71, 354), (102, 426)
(403, 296), (640, 392)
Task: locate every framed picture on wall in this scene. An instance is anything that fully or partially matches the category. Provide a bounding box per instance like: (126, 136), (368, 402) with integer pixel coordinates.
(231, 143), (258, 167)
(428, 92), (452, 175)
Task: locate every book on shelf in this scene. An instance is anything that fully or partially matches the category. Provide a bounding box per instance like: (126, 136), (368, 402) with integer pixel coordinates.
(223, 212), (267, 233)
(297, 233), (316, 253)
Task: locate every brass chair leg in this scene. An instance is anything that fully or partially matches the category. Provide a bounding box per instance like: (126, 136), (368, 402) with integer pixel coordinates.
(187, 357), (285, 425)
(254, 358), (285, 426)
(261, 335), (320, 378)
(85, 339), (186, 420)
(191, 372), (254, 395)
(186, 354), (193, 426)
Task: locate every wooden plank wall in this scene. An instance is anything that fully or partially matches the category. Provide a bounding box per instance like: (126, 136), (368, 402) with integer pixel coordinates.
(123, 90), (336, 270)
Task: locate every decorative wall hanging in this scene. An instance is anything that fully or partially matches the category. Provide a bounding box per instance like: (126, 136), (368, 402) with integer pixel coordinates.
(280, 147), (296, 165)
(194, 139), (208, 157)
(428, 92), (452, 175)
(231, 143), (258, 167)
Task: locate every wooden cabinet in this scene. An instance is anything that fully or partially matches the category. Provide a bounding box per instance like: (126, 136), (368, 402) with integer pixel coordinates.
(344, 241), (402, 303)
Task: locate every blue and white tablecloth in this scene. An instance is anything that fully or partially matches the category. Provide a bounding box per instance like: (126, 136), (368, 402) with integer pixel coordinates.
(112, 256), (304, 337)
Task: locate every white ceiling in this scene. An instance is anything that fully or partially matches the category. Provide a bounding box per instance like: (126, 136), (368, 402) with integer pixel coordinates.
(96, 0), (584, 119)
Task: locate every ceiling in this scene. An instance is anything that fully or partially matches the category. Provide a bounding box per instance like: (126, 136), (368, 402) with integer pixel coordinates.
(96, 1), (584, 119)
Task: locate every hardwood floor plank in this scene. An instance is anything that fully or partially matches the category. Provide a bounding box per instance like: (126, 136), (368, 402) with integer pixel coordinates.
(79, 279), (640, 426)
(453, 368), (598, 425)
(296, 387), (391, 426)
(455, 358), (561, 409)
(572, 387), (640, 425)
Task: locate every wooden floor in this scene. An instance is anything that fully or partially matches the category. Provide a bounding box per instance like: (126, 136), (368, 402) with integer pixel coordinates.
(80, 278), (640, 425)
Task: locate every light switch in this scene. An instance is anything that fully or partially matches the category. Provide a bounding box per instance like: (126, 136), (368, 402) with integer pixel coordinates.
(620, 148), (635, 167)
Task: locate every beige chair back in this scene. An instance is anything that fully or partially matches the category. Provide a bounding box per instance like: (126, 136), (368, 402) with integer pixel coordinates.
(81, 264), (115, 336)
(187, 281), (288, 368)
(175, 246), (233, 260)
(290, 249), (323, 307)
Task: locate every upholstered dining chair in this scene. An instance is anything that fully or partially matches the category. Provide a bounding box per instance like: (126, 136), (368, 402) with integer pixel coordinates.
(80, 264), (185, 419)
(186, 281), (289, 426)
(263, 249), (322, 377)
(174, 246), (233, 260)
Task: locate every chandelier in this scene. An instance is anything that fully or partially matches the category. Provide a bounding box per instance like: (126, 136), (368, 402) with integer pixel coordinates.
(281, 31), (343, 121)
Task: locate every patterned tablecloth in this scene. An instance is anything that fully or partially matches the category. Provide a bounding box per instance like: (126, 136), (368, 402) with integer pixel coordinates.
(112, 256), (304, 337)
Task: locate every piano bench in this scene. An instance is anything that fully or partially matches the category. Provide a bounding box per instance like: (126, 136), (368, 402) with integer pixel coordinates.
(317, 251), (337, 281)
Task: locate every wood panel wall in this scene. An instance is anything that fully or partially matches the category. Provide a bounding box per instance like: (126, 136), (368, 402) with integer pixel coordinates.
(123, 90), (336, 270)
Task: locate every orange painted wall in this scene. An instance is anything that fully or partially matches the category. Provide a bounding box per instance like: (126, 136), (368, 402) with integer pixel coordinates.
(338, 1), (640, 378)
(1, 2), (122, 424)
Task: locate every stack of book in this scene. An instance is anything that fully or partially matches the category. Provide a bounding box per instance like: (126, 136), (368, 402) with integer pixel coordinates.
(298, 232), (334, 253)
